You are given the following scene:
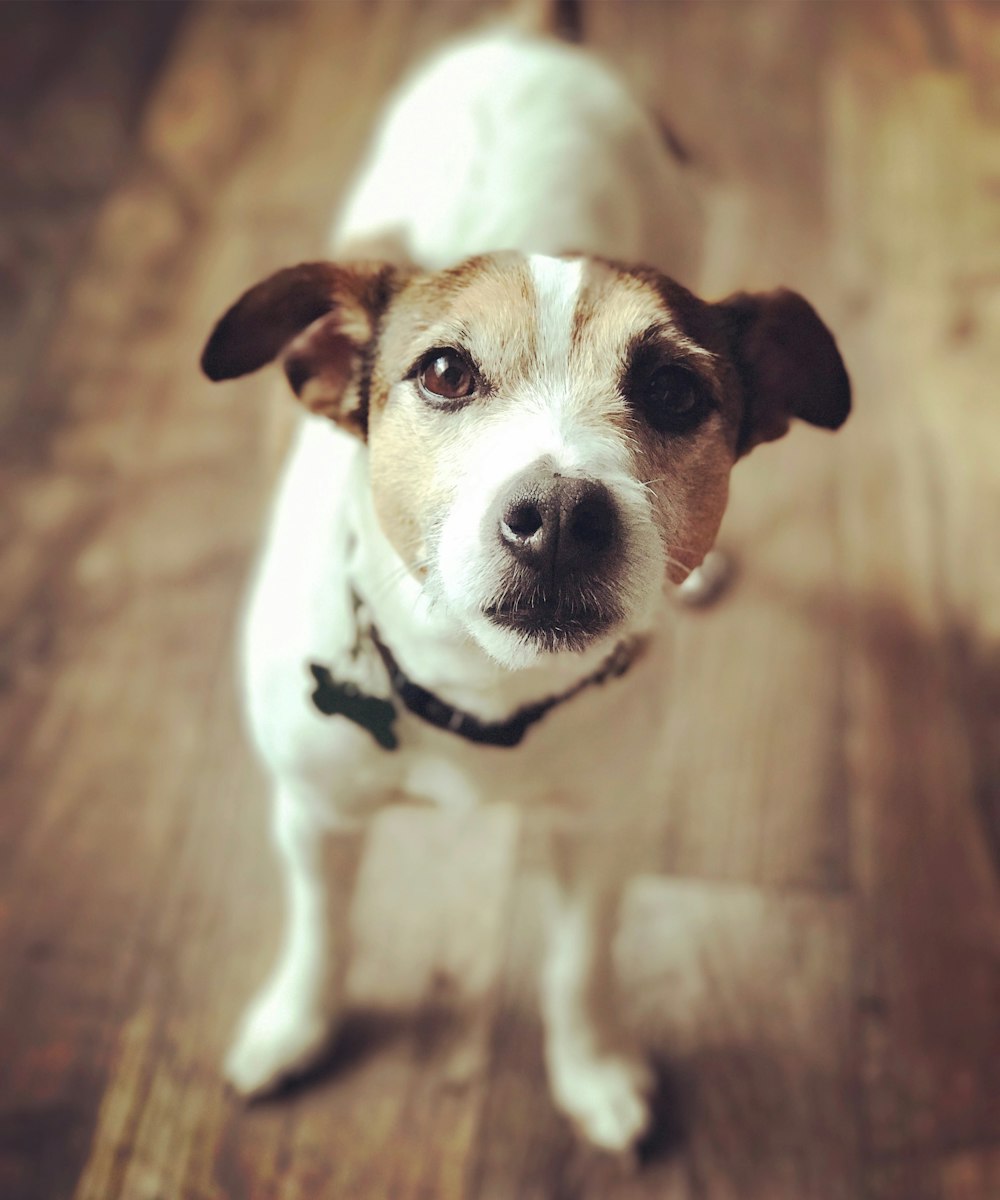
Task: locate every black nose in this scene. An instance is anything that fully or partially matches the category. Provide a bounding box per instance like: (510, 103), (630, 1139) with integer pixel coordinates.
(496, 467), (618, 579)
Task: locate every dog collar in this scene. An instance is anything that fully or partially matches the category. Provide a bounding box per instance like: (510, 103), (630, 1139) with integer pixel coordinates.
(308, 620), (642, 750)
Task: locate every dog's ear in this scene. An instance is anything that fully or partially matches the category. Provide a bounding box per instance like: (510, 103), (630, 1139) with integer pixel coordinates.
(200, 261), (405, 437)
(714, 288), (851, 456)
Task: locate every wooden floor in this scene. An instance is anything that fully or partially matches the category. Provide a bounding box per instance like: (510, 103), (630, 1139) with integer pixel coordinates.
(1, 1), (999, 1197)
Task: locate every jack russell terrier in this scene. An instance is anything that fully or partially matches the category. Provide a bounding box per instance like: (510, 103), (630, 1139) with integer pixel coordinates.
(201, 1), (850, 1156)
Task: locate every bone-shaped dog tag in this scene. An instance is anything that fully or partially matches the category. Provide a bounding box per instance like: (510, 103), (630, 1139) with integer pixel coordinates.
(308, 663), (399, 750)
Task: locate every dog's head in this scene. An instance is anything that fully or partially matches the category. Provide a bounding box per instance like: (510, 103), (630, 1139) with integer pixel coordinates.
(202, 252), (850, 668)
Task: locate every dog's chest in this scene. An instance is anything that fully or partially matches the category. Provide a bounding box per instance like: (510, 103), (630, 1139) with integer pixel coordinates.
(266, 628), (670, 820)
(241, 418), (673, 818)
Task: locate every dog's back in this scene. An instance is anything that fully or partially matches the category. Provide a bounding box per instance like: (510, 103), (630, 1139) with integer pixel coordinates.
(335, 11), (701, 281)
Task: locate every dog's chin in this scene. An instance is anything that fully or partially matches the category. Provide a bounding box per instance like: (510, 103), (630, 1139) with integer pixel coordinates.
(487, 601), (616, 649)
(466, 600), (623, 670)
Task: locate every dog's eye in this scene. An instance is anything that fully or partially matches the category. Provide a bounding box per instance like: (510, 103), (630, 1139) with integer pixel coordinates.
(418, 349), (477, 403)
(637, 363), (707, 433)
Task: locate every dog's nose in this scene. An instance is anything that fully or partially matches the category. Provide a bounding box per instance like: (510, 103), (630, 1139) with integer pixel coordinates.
(496, 467), (617, 578)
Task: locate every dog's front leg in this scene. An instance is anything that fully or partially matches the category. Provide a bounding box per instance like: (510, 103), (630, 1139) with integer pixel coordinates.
(540, 835), (652, 1154)
(225, 785), (363, 1097)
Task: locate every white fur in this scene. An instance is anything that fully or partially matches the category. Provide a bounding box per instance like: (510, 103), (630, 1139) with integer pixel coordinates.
(529, 255), (584, 375)
(335, 29), (701, 276)
(228, 24), (699, 1153)
(429, 255), (664, 671)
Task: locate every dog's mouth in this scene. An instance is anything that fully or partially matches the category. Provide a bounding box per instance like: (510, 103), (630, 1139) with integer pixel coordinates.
(484, 593), (621, 653)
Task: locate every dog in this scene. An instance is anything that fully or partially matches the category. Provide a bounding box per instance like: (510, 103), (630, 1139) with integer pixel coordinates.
(200, 1), (850, 1155)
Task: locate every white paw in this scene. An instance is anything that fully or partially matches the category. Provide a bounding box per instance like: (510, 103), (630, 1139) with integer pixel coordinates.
(224, 984), (336, 1098)
(675, 548), (732, 607)
(549, 1050), (654, 1153)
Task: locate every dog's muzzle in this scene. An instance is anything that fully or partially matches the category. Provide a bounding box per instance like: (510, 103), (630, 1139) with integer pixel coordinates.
(483, 463), (625, 649)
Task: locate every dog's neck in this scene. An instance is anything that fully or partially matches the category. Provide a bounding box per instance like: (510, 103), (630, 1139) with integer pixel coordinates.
(343, 450), (658, 721)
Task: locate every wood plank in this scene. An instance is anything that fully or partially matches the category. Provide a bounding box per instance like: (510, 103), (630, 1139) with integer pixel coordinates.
(655, 430), (852, 890)
(824, 24), (1000, 1191)
(939, 1149), (1000, 1200)
(586, 0), (834, 291)
(0, 2), (355, 1196)
(71, 807), (517, 1200)
(0, 1), (188, 433)
(469, 876), (858, 1199)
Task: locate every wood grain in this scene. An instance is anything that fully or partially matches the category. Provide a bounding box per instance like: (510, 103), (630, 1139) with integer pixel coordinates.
(471, 875), (857, 1199)
(0, 0), (188, 435)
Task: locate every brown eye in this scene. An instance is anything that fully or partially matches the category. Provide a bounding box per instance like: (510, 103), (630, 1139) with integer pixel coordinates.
(647, 365), (696, 414)
(630, 356), (708, 434)
(418, 349), (477, 403)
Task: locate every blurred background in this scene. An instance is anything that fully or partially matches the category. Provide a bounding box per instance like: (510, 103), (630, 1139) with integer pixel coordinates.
(1, 1), (998, 1197)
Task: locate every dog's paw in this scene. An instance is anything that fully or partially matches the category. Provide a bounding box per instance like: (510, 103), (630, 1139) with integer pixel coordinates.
(550, 1050), (654, 1154)
(675, 548), (732, 607)
(224, 986), (336, 1098)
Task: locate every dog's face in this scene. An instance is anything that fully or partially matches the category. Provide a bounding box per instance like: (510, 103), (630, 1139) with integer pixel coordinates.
(202, 252), (850, 667)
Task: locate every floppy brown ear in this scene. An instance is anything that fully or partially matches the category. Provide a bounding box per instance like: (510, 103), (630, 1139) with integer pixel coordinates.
(200, 261), (403, 437)
(714, 288), (851, 456)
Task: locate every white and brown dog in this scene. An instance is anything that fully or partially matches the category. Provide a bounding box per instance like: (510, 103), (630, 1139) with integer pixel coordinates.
(201, 4), (849, 1155)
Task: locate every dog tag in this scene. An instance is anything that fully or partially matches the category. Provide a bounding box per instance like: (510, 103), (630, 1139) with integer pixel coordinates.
(308, 663), (399, 750)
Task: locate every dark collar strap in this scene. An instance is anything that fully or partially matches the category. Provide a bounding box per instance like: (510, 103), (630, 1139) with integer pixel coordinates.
(367, 625), (641, 748)
(309, 584), (643, 749)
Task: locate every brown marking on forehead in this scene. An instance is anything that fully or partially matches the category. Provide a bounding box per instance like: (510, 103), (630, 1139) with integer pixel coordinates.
(572, 260), (722, 366)
(571, 261), (681, 375)
(375, 252), (539, 402)
(572, 259), (740, 430)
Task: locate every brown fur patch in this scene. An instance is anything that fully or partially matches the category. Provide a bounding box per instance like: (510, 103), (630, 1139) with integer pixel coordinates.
(201, 262), (343, 382)
(200, 260), (408, 437)
(376, 253), (538, 402)
(284, 262), (402, 435)
(365, 254), (539, 574)
(571, 260), (740, 581)
(714, 288), (852, 454)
